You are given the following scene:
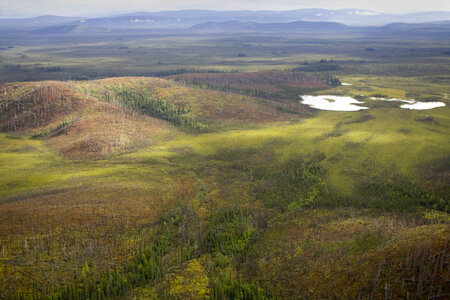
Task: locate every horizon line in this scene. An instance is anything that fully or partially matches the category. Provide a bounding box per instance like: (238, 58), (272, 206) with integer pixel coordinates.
(2, 8), (450, 19)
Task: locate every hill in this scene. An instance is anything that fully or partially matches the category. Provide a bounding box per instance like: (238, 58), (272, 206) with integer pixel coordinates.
(76, 76), (312, 122)
(0, 15), (82, 29)
(0, 81), (172, 158)
(190, 20), (349, 32)
(30, 24), (110, 34)
(0, 77), (312, 158)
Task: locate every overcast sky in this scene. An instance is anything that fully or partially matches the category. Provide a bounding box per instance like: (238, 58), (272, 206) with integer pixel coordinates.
(1, 0), (449, 18)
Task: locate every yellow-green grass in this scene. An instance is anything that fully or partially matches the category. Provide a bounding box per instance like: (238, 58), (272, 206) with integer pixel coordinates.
(0, 134), (177, 201)
(329, 75), (450, 99)
(122, 103), (449, 195)
(0, 133), (185, 297)
(248, 208), (449, 299)
(2, 86), (448, 203)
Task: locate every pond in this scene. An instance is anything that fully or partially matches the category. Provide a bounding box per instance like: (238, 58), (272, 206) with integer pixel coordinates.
(400, 101), (446, 110)
(300, 95), (368, 111)
(370, 97), (446, 110)
(301, 95), (446, 111)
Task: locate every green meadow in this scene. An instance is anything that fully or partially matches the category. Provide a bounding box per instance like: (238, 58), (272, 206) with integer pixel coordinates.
(2, 93), (448, 205)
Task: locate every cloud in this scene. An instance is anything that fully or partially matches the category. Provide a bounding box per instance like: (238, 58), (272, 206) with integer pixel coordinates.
(354, 10), (379, 16)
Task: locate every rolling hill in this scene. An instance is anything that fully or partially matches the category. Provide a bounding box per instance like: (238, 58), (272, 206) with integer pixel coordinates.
(0, 15), (82, 29)
(190, 20), (349, 32)
(0, 76), (314, 158)
(0, 80), (173, 158)
(30, 24), (110, 34)
(55, 10), (450, 28)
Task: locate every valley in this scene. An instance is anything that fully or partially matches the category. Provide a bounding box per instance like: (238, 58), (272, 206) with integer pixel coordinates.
(0, 10), (449, 300)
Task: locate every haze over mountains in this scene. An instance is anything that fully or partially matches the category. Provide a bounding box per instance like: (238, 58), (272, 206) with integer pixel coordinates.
(1, 8), (450, 32)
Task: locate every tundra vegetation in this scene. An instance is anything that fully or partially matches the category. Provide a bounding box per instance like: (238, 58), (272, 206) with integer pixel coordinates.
(0, 28), (449, 300)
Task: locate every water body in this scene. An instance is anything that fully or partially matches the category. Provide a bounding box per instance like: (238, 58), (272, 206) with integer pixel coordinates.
(370, 97), (446, 110)
(301, 95), (446, 111)
(300, 95), (368, 111)
(400, 102), (446, 110)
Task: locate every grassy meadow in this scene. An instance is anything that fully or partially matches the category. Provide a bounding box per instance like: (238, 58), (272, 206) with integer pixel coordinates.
(0, 31), (449, 299)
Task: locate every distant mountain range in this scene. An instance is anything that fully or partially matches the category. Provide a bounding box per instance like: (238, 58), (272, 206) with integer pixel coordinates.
(0, 15), (81, 28)
(1, 9), (450, 31)
(190, 20), (349, 32)
(30, 24), (111, 34)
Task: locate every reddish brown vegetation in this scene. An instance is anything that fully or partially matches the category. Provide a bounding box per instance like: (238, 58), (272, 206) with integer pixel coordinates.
(150, 84), (312, 123)
(0, 178), (189, 297)
(168, 71), (329, 94)
(0, 81), (86, 131)
(250, 210), (450, 299)
(0, 81), (173, 159)
(82, 76), (312, 124)
(47, 102), (171, 159)
(1, 78), (312, 159)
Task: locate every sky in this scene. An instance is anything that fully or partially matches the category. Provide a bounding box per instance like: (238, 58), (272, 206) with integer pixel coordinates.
(1, 0), (449, 18)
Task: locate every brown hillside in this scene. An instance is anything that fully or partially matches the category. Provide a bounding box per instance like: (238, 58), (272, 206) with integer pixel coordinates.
(47, 101), (172, 159)
(0, 81), (86, 131)
(0, 81), (173, 159)
(1, 76), (314, 158)
(77, 76), (312, 123)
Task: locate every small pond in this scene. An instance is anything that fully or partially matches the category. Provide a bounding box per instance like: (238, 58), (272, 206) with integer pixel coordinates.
(300, 95), (446, 111)
(300, 95), (368, 111)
